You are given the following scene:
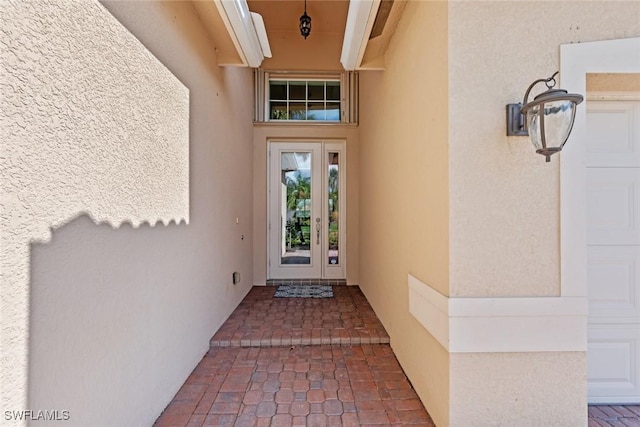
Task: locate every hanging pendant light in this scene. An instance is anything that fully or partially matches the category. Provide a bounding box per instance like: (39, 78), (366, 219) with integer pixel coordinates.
(300, 0), (311, 39)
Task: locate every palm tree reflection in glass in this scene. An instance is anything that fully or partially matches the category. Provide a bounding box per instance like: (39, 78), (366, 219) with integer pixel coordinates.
(281, 152), (340, 266)
(283, 153), (312, 265)
(328, 159), (339, 265)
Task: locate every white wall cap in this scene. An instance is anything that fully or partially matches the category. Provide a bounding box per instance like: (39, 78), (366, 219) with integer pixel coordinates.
(408, 274), (588, 353)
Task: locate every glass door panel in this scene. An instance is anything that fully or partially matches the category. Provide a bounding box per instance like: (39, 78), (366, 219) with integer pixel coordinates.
(269, 143), (322, 279)
(269, 142), (345, 280)
(281, 152), (312, 265)
(328, 152), (339, 265)
(322, 142), (345, 279)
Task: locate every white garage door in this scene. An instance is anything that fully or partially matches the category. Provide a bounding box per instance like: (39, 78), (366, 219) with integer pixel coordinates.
(587, 99), (640, 404)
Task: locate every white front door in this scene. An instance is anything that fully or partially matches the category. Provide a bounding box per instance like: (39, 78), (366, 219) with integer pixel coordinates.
(268, 141), (346, 279)
(586, 99), (640, 404)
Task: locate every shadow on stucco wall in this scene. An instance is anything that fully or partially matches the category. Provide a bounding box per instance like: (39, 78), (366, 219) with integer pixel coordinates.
(27, 213), (220, 426)
(2, 0), (192, 420)
(3, 1), (255, 423)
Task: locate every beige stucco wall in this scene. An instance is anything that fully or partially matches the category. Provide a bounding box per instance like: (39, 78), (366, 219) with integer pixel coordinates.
(1, 1), (254, 425)
(448, 1), (640, 298)
(358, 1), (450, 425)
(252, 124), (360, 285)
(446, 2), (640, 426)
(358, 1), (639, 426)
(450, 352), (587, 426)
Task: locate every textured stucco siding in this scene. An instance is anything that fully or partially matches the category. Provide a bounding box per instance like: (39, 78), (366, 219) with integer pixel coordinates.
(1, 0), (254, 425)
(358, 1), (640, 426)
(449, 352), (587, 427)
(448, 1), (640, 298)
(358, 2), (450, 425)
(1, 0), (189, 419)
(446, 2), (640, 426)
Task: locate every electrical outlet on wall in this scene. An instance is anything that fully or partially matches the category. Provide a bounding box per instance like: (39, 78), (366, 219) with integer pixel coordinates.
(232, 272), (240, 284)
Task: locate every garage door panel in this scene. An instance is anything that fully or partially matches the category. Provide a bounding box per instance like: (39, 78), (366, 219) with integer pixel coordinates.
(587, 99), (640, 405)
(587, 168), (640, 245)
(588, 326), (640, 404)
(587, 102), (640, 167)
(588, 246), (640, 320)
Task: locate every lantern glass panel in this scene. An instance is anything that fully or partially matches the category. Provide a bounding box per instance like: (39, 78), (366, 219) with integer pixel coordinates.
(526, 100), (577, 151)
(542, 100), (577, 150)
(526, 106), (543, 150)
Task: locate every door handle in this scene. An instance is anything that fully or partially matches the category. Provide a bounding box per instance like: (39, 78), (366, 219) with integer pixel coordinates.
(316, 217), (321, 245)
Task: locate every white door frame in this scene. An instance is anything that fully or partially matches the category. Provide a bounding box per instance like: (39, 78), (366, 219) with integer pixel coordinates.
(267, 140), (347, 280)
(561, 37), (640, 298)
(561, 38), (640, 404)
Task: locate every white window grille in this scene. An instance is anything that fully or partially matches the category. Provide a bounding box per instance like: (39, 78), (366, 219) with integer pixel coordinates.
(254, 70), (358, 124)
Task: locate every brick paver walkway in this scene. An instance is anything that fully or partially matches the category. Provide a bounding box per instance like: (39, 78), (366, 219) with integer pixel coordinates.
(589, 405), (640, 426)
(155, 345), (434, 426)
(155, 286), (432, 426)
(155, 285), (639, 426)
(210, 287), (389, 348)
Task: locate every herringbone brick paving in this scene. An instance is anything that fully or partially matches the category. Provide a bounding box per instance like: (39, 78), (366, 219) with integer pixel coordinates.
(589, 405), (640, 427)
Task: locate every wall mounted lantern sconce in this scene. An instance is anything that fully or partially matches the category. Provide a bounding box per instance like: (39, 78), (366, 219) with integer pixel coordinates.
(300, 0), (311, 39)
(506, 72), (584, 162)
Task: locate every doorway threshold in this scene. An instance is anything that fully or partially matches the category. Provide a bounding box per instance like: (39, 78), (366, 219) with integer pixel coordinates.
(266, 279), (347, 287)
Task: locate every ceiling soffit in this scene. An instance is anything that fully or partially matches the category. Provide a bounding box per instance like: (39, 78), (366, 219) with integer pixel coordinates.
(192, 0), (407, 70)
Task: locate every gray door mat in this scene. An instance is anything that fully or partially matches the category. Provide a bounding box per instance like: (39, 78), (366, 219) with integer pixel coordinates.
(273, 284), (334, 298)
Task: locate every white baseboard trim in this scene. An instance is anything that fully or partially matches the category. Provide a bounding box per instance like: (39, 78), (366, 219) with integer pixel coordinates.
(408, 274), (588, 353)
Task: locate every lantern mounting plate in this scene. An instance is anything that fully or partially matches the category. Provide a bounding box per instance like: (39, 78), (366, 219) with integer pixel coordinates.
(506, 103), (528, 136)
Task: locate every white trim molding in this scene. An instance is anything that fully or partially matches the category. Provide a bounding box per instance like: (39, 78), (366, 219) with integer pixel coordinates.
(340, 0), (380, 70)
(214, 0), (271, 68)
(408, 274), (588, 353)
(560, 38), (640, 298)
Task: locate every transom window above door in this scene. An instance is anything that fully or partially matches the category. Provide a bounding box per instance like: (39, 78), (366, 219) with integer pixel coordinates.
(254, 70), (358, 124)
(269, 79), (340, 121)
